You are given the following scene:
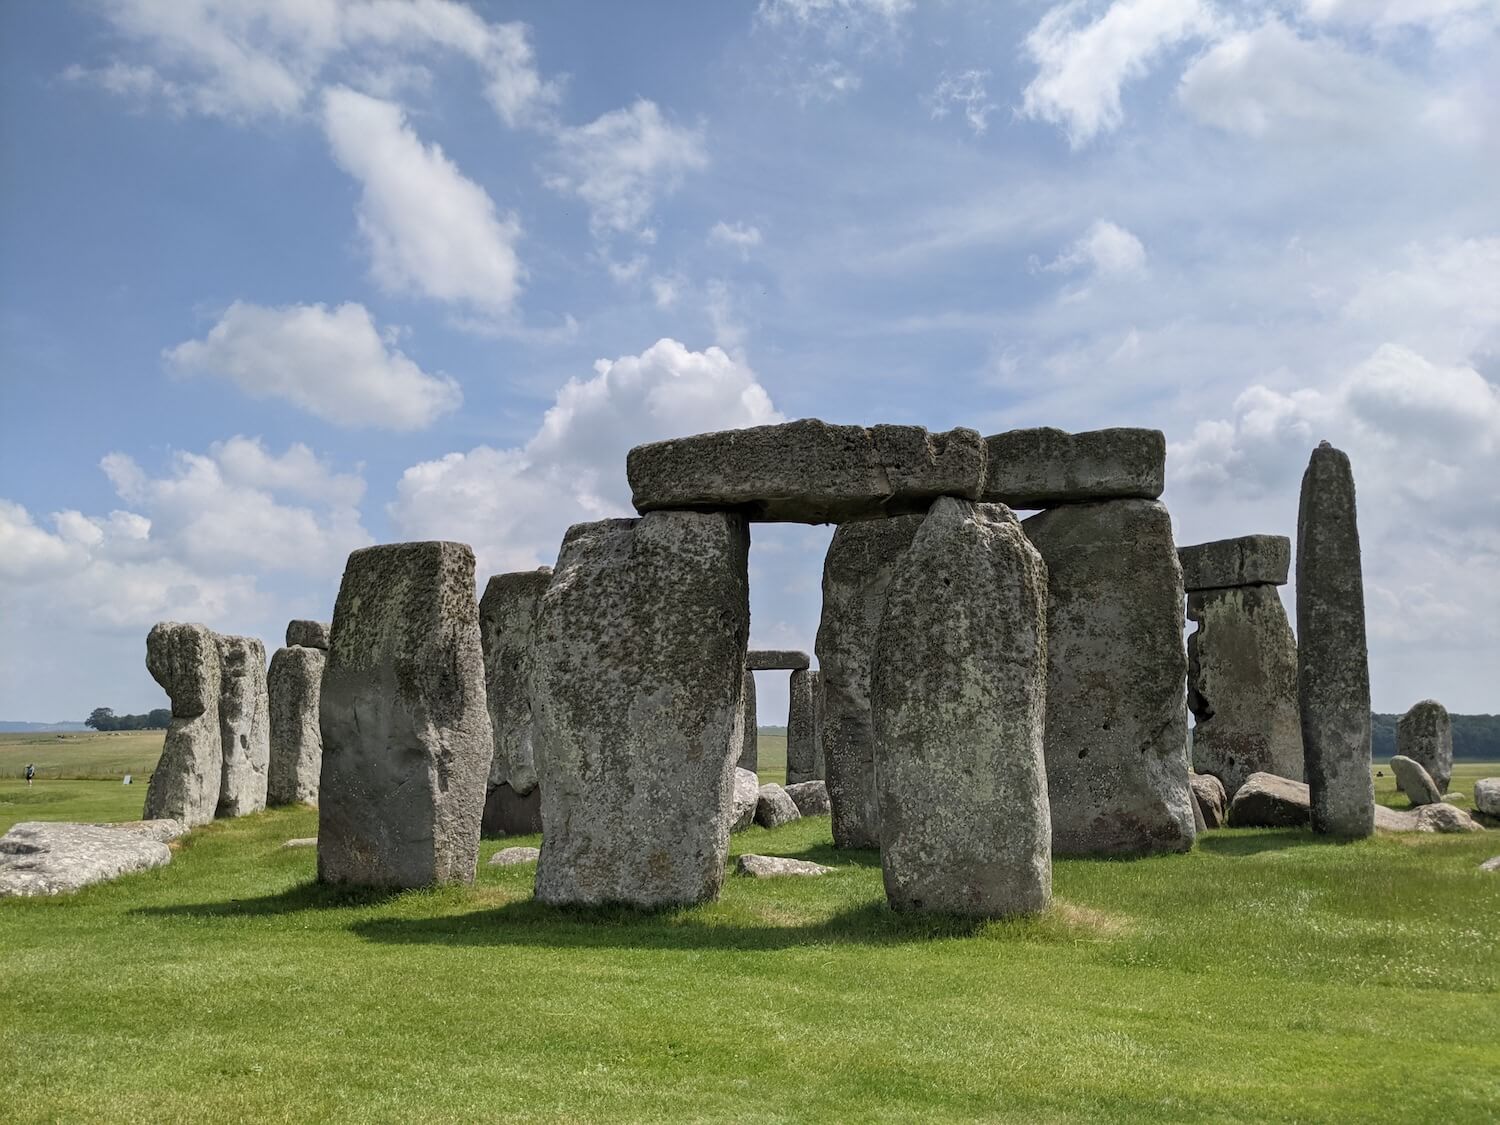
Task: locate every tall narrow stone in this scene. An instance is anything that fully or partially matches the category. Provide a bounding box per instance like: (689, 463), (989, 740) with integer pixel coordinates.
(815, 514), (924, 848)
(318, 542), (492, 888)
(737, 668), (758, 771)
(1022, 500), (1196, 856)
(531, 512), (750, 907)
(143, 622), (222, 828)
(872, 498), (1051, 917)
(1396, 700), (1453, 795)
(810, 669), (826, 780)
(786, 668), (817, 785)
(478, 567), (552, 836)
(214, 634), (270, 818)
(267, 644), (324, 806)
(1296, 441), (1374, 838)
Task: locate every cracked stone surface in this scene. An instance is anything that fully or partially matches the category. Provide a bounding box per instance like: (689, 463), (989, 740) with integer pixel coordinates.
(1, 822), (172, 897)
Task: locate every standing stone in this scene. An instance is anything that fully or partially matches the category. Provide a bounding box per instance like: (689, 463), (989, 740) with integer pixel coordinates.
(1390, 756), (1442, 807)
(811, 669), (826, 780)
(478, 567), (552, 836)
(267, 645), (325, 806)
(531, 512), (750, 907)
(1476, 778), (1500, 817)
(1022, 500), (1196, 856)
(815, 514), (924, 848)
(1296, 441), (1374, 839)
(143, 622), (222, 828)
(318, 542), (492, 889)
(214, 634), (270, 818)
(286, 620), (331, 650)
(1396, 700), (1453, 795)
(873, 497), (1051, 916)
(786, 668), (817, 786)
(737, 668), (758, 771)
(1187, 585), (1303, 797)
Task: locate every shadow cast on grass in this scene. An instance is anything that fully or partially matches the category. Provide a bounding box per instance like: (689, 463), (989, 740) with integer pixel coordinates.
(131, 880), (405, 919)
(1196, 829), (1331, 857)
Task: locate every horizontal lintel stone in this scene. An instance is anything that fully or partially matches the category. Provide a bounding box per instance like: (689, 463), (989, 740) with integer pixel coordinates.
(1178, 534), (1290, 591)
(980, 427), (1164, 508)
(747, 649), (811, 671)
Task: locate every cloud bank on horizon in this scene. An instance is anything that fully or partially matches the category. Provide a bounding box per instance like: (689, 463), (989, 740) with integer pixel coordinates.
(2, 0), (1497, 721)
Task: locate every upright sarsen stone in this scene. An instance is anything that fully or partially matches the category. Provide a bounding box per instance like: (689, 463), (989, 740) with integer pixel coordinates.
(318, 542), (492, 888)
(215, 634), (270, 818)
(267, 644), (324, 806)
(1022, 500), (1196, 856)
(1296, 442), (1374, 838)
(531, 512), (750, 907)
(1396, 700), (1453, 794)
(811, 669), (826, 780)
(872, 498), (1051, 917)
(815, 514), (923, 848)
(786, 668), (817, 785)
(478, 567), (552, 836)
(737, 668), (758, 771)
(144, 622), (223, 828)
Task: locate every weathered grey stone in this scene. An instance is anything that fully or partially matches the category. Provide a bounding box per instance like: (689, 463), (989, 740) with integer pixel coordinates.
(731, 767), (760, 832)
(143, 621), (223, 828)
(1397, 700), (1453, 795)
(627, 419), (987, 523)
(1390, 755), (1442, 807)
(267, 645), (325, 806)
(1479, 855), (1500, 872)
(737, 668), (758, 771)
(1225, 772), (1310, 828)
(531, 513), (749, 907)
(1189, 773), (1227, 829)
(755, 783), (802, 829)
(811, 670), (825, 780)
(99, 819), (186, 843)
(477, 568), (551, 837)
(1022, 500), (1196, 856)
(1374, 804), (1414, 832)
(1, 822), (171, 897)
(1296, 441), (1374, 838)
(816, 514), (923, 848)
(1412, 804), (1484, 834)
(1190, 785), (1208, 833)
(1475, 778), (1500, 817)
(786, 668), (817, 785)
(215, 634), (270, 818)
(317, 541), (492, 889)
(784, 780), (831, 816)
(281, 837), (317, 849)
(488, 846), (541, 866)
(873, 497), (1051, 916)
(1187, 585), (1303, 798)
(1178, 535), (1291, 592)
(747, 649), (811, 671)
(286, 620), (331, 650)
(736, 854), (832, 878)
(981, 427), (1164, 508)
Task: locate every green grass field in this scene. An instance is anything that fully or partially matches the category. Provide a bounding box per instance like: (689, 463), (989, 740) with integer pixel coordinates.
(0, 730), (167, 780)
(2, 742), (1497, 1123)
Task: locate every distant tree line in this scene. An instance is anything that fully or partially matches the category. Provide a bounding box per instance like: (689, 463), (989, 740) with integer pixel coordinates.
(1372, 713), (1500, 760)
(85, 707), (170, 731)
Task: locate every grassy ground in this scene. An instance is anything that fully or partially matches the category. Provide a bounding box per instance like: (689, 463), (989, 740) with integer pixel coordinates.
(2, 753), (1497, 1123)
(0, 730), (165, 780)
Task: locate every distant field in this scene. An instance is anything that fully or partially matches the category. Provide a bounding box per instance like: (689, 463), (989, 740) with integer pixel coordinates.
(0, 730), (165, 780)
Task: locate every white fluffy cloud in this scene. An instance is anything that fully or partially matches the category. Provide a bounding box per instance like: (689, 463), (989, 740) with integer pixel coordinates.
(926, 70), (996, 136)
(709, 221), (764, 255)
(166, 300), (461, 429)
(1044, 219), (1148, 278)
(1300, 0), (1500, 45)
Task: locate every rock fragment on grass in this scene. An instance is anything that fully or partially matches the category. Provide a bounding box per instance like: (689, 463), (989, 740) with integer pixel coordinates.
(736, 854), (833, 878)
(1480, 856), (1500, 873)
(784, 780), (830, 816)
(1226, 773), (1311, 829)
(755, 783), (802, 829)
(488, 846), (541, 866)
(1390, 755), (1442, 807)
(1, 822), (171, 897)
(282, 837), (317, 849)
(1189, 774), (1227, 829)
(1475, 778), (1500, 818)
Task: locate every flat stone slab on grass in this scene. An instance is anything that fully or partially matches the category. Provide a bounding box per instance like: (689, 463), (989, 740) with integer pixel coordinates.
(736, 854), (833, 878)
(1, 822), (172, 897)
(100, 819), (186, 842)
(746, 649), (811, 671)
(1178, 535), (1291, 591)
(627, 419), (986, 523)
(1475, 778), (1500, 817)
(784, 780), (830, 816)
(488, 846), (541, 866)
(981, 427), (1164, 509)
(755, 783), (802, 829)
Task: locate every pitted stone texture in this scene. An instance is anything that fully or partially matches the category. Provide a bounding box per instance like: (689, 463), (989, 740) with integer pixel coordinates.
(103, 819), (186, 843)
(737, 669), (758, 771)
(731, 768), (761, 831)
(786, 669), (817, 785)
(143, 622), (223, 828)
(532, 513), (750, 907)
(318, 541), (492, 889)
(816, 514), (923, 849)
(811, 670), (825, 780)
(1022, 500), (1196, 857)
(1390, 755), (1442, 807)
(873, 498), (1051, 917)
(1476, 779), (1500, 817)
(1412, 804), (1484, 834)
(785, 780), (831, 816)
(489, 846), (541, 866)
(627, 419), (987, 523)
(1226, 772), (1311, 828)
(215, 634), (270, 818)
(267, 645), (325, 806)
(1397, 700), (1453, 795)
(981, 427), (1164, 509)
(755, 783), (802, 829)
(1189, 774), (1227, 829)
(479, 569), (551, 809)
(737, 854), (833, 878)
(482, 783), (543, 836)
(286, 620), (331, 650)
(1, 822), (172, 897)
(1187, 585), (1303, 798)
(1296, 442), (1374, 838)
(1178, 535), (1291, 592)
(747, 650), (811, 671)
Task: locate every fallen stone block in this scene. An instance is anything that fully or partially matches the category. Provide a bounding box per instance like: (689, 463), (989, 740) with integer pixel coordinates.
(736, 854), (833, 878)
(981, 427), (1164, 508)
(1413, 804), (1484, 834)
(143, 621), (223, 829)
(1397, 700), (1453, 795)
(731, 768), (761, 832)
(101, 820), (186, 843)
(1390, 755), (1442, 807)
(1226, 773), (1311, 829)
(755, 783), (802, 829)
(1, 822), (171, 897)
(1189, 774), (1227, 829)
(488, 846), (541, 866)
(784, 780), (830, 816)
(1178, 535), (1291, 592)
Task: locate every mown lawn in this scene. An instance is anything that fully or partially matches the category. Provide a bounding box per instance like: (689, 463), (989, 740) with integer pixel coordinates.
(2, 757), (1498, 1123)
(0, 730), (166, 780)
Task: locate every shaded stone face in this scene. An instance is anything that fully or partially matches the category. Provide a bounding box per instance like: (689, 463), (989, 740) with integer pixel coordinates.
(1225, 772), (1310, 828)
(317, 541), (492, 889)
(285, 620), (331, 651)
(478, 568), (552, 809)
(785, 668), (817, 785)
(1396, 699), (1453, 794)
(784, 780), (830, 816)
(267, 645), (325, 807)
(736, 668), (758, 772)
(143, 622), (222, 828)
(531, 512), (750, 907)
(1178, 535), (1291, 592)
(746, 649), (811, 671)
(627, 419), (987, 523)
(980, 427), (1164, 509)
(1189, 773), (1227, 829)
(1296, 442), (1374, 838)
(815, 514), (924, 848)
(755, 783), (801, 829)
(811, 669), (825, 780)
(873, 498), (1052, 917)
(1187, 585), (1303, 797)
(1022, 499), (1196, 857)
(215, 633), (270, 818)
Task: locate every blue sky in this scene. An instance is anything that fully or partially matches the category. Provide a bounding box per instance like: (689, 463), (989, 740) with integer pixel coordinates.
(2, 0), (1497, 723)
